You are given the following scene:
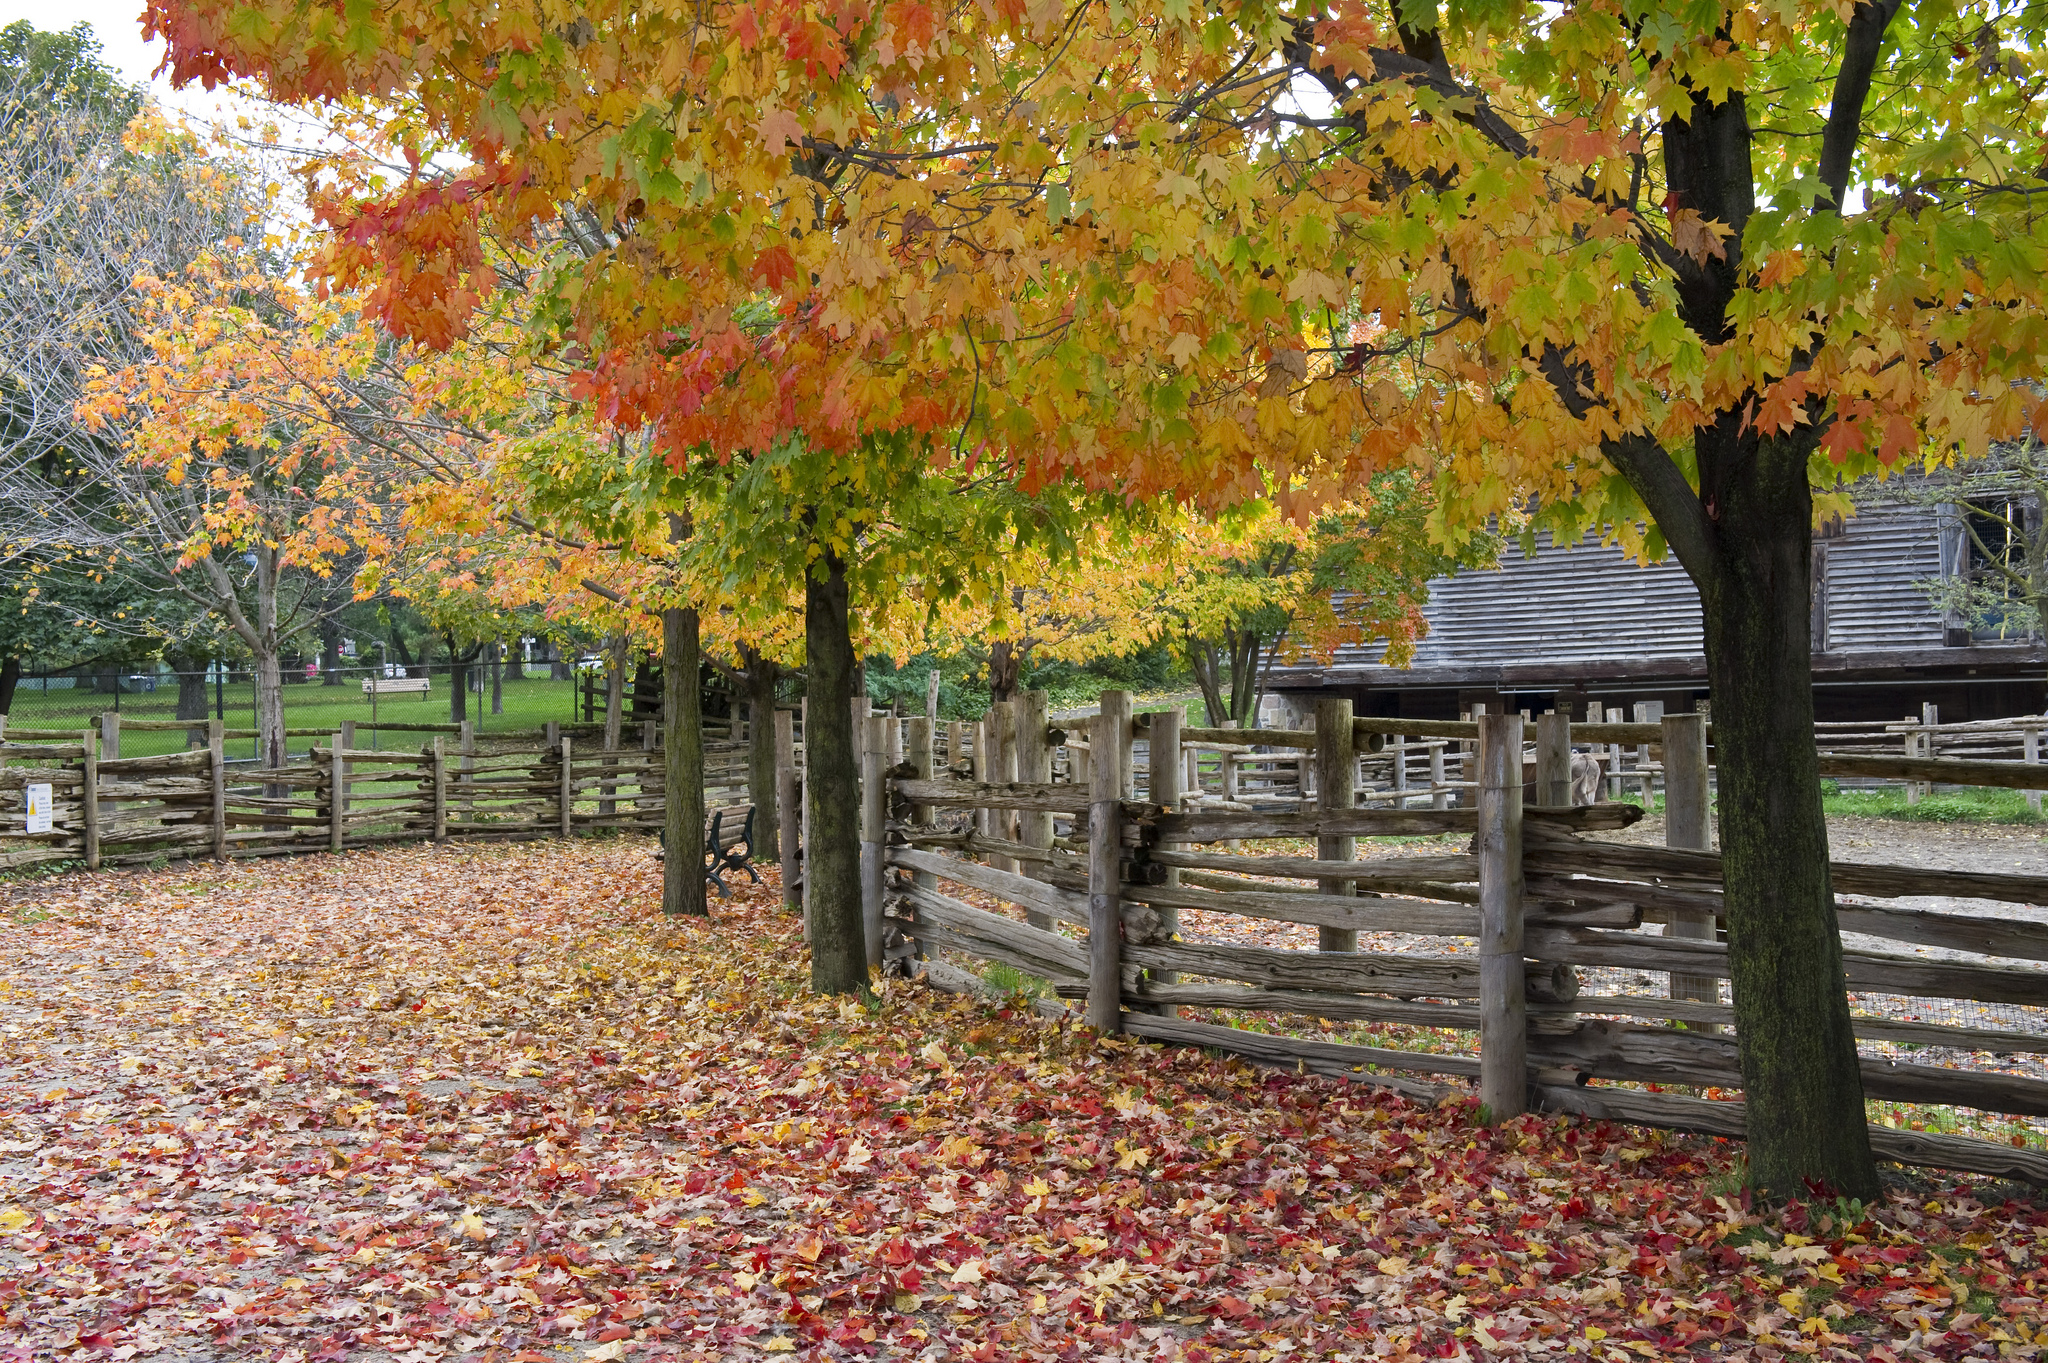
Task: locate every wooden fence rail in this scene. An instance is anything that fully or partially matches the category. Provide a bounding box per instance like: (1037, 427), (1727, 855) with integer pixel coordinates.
(0, 717), (782, 872)
(878, 688), (2048, 1186)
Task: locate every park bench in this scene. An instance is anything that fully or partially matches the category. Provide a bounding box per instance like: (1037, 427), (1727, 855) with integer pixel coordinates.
(653, 804), (760, 897)
(361, 677), (432, 698)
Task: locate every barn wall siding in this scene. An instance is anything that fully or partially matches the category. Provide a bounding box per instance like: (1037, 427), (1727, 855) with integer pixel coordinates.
(1272, 497), (2008, 690)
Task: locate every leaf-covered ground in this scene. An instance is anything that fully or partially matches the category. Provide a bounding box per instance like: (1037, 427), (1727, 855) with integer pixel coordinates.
(1, 840), (2044, 1362)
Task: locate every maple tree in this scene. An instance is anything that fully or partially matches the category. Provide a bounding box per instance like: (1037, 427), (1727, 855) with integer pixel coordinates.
(76, 237), (402, 772)
(1160, 474), (1478, 727)
(147, 0), (2048, 1194)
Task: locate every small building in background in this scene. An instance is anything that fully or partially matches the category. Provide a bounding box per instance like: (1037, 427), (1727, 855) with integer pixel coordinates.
(1264, 493), (2047, 725)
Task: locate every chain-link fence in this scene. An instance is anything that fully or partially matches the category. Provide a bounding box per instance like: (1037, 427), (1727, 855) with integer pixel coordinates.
(3, 661), (601, 759)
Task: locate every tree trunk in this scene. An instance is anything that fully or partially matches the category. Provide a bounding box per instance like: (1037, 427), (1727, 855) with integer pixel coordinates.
(0, 656), (18, 715)
(490, 639), (503, 715)
(448, 635), (468, 724)
(1227, 629), (1263, 727)
(631, 658), (660, 724)
(663, 605), (707, 917)
(1184, 640), (1229, 726)
(603, 632), (627, 752)
(987, 639), (1023, 704)
(252, 647), (286, 770)
(805, 545), (866, 994)
(745, 655), (780, 860)
(320, 625), (344, 686)
(1694, 434), (1878, 1202)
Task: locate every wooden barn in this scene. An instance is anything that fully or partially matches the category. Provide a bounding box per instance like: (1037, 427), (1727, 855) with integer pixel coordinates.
(1265, 494), (2048, 725)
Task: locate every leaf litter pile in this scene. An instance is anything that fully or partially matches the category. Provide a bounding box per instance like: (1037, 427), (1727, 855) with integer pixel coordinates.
(2, 841), (2046, 1362)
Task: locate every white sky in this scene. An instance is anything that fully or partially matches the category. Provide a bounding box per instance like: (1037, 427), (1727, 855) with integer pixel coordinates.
(2, 0), (258, 126)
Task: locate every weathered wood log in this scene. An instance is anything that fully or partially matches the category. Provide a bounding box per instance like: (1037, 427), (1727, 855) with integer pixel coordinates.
(1524, 924), (2048, 1006)
(97, 751), (213, 775)
(1155, 809), (1479, 840)
(1119, 939), (1573, 1001)
(1177, 726), (1317, 749)
(886, 847), (1091, 930)
(894, 779), (1096, 814)
(889, 880), (1090, 978)
(1122, 1010), (1480, 1080)
(1128, 981), (1481, 1028)
(1147, 847), (1479, 882)
(1818, 752), (2048, 791)
(1120, 880), (1481, 936)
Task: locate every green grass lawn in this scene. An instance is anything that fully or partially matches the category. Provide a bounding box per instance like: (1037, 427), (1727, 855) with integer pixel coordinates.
(1822, 782), (2046, 825)
(8, 676), (587, 760)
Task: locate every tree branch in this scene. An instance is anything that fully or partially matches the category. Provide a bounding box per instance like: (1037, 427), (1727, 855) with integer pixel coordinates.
(1817, 0), (1905, 212)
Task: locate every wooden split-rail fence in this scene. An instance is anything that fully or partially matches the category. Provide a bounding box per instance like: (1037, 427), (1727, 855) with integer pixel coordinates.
(0, 713), (768, 872)
(855, 691), (2048, 1185)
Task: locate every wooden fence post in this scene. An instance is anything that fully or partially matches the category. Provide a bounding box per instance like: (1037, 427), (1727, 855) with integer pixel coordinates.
(559, 734), (574, 838)
(776, 708), (801, 910)
(99, 712), (120, 761)
(1429, 738), (1448, 810)
(328, 732), (345, 853)
(991, 699), (1018, 872)
(1016, 689), (1053, 910)
(1314, 697), (1357, 953)
(860, 712), (887, 972)
(2028, 724), (2042, 814)
(1477, 711), (1527, 1122)
(208, 718), (226, 862)
(459, 719), (476, 828)
(337, 719), (355, 816)
(1632, 700), (1665, 802)
(800, 698), (813, 932)
(1098, 689), (1134, 800)
(1603, 705), (1625, 798)
(81, 728), (99, 872)
(905, 715), (934, 959)
(1662, 712), (1719, 1015)
(1146, 705), (1183, 1012)
(1087, 708), (1123, 1033)
(432, 736), (449, 842)
(1534, 711), (1573, 808)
